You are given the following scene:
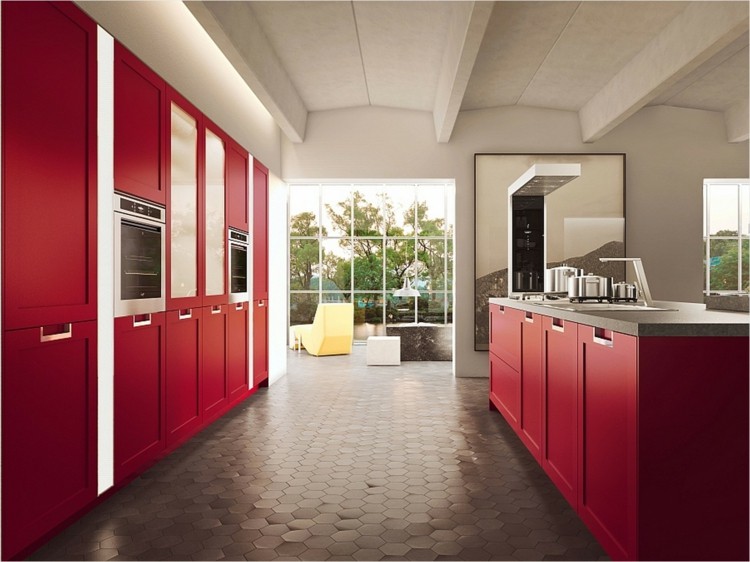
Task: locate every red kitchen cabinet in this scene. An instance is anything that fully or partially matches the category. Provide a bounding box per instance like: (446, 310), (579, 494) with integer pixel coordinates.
(489, 353), (520, 429)
(577, 326), (637, 561)
(253, 159), (269, 301)
(542, 316), (578, 508)
(114, 42), (166, 204)
(114, 313), (166, 484)
(228, 301), (250, 403)
(489, 303), (523, 371)
(227, 140), (250, 232)
(253, 299), (269, 387)
(203, 304), (229, 423)
(1, 320), (97, 561)
(2, 1), (97, 330)
(165, 307), (203, 447)
(519, 312), (543, 462)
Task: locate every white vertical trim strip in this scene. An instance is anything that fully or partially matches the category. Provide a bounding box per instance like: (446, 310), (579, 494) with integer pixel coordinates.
(97, 27), (115, 495)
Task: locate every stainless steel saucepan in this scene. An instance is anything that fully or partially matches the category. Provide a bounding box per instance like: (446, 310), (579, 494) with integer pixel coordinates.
(567, 274), (613, 301)
(545, 265), (583, 293)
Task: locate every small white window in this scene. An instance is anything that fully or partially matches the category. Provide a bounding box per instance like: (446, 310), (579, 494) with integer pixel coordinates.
(704, 179), (749, 294)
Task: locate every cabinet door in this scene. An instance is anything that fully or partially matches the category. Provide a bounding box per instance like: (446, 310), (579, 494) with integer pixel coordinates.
(203, 123), (227, 306)
(114, 42), (166, 204)
(577, 326), (636, 560)
(228, 301), (250, 402)
(542, 316), (578, 508)
(489, 352), (520, 430)
(203, 304), (228, 422)
(2, 1), (97, 330)
(253, 159), (269, 301)
(167, 90), (203, 310)
(227, 141), (249, 232)
(114, 313), (166, 484)
(165, 307), (203, 446)
(520, 311), (543, 462)
(489, 304), (523, 371)
(1, 320), (97, 560)
(253, 299), (269, 387)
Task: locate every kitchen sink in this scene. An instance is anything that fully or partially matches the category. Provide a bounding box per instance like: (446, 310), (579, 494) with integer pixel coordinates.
(534, 301), (676, 312)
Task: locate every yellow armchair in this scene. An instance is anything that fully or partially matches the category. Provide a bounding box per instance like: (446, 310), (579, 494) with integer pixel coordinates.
(291, 303), (354, 356)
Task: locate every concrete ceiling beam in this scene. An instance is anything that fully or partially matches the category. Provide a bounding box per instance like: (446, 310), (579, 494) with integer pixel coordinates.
(579, 2), (749, 143)
(186, 1), (308, 143)
(433, 1), (494, 143)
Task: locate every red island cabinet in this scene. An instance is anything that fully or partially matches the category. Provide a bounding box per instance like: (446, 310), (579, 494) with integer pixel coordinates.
(576, 326), (637, 560)
(202, 304), (229, 423)
(541, 316), (578, 509)
(165, 307), (204, 447)
(518, 311), (543, 462)
(228, 302), (251, 403)
(489, 301), (749, 561)
(488, 304), (523, 429)
(1, 321), (98, 560)
(114, 42), (166, 205)
(114, 313), (167, 484)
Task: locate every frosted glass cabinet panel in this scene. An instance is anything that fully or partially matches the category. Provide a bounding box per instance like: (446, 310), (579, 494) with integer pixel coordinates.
(205, 129), (225, 297)
(170, 103), (198, 299)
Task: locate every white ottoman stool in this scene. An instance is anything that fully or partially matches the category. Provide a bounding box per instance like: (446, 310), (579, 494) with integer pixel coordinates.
(367, 336), (401, 365)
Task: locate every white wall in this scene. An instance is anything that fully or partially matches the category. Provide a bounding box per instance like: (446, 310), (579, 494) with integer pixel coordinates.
(268, 172), (288, 385)
(282, 104), (749, 378)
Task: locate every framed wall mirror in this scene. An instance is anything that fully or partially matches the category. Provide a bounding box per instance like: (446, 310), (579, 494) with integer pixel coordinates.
(474, 153), (626, 350)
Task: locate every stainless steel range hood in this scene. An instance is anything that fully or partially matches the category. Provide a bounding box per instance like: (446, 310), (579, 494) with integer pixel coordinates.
(508, 163), (581, 197)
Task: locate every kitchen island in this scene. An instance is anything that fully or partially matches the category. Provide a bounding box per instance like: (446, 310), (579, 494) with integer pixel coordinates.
(487, 297), (748, 561)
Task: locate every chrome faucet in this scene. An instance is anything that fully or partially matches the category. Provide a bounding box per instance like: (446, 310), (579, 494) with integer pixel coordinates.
(599, 257), (655, 307)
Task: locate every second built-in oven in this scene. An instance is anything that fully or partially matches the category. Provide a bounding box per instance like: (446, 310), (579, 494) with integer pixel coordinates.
(228, 228), (249, 303)
(114, 192), (166, 317)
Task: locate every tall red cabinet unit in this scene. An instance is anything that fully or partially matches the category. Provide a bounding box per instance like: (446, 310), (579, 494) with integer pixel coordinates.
(253, 159), (269, 387)
(112, 42), (169, 483)
(1, 3), (99, 559)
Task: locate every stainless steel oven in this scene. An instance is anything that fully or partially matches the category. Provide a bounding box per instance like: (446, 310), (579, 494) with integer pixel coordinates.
(114, 192), (166, 317)
(228, 228), (249, 303)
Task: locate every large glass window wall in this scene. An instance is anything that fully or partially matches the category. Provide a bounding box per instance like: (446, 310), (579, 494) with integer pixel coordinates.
(288, 182), (455, 341)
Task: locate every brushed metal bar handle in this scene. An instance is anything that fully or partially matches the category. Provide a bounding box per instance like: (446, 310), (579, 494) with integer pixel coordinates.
(593, 327), (614, 347)
(211, 305), (222, 314)
(178, 309), (192, 320)
(40, 323), (72, 342)
(133, 314), (152, 327)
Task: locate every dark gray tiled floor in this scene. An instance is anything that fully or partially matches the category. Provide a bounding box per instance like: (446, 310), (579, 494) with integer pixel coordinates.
(29, 346), (607, 561)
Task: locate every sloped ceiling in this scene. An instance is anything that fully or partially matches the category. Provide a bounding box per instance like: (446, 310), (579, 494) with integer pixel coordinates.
(186, 1), (748, 144)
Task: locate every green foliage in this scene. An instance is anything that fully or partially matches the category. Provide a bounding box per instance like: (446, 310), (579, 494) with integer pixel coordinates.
(709, 233), (749, 291)
(290, 188), (453, 323)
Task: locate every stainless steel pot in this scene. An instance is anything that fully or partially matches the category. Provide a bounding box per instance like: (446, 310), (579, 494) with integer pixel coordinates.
(567, 275), (613, 301)
(545, 265), (583, 293)
(612, 282), (638, 301)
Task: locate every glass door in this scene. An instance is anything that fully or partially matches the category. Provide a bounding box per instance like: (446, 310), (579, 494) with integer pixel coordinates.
(169, 99), (200, 308)
(204, 128), (226, 302)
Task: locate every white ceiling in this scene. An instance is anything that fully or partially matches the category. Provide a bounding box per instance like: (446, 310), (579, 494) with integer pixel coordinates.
(187, 1), (749, 143)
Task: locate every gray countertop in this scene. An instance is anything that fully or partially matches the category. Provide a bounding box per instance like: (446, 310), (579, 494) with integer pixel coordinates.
(489, 298), (749, 337)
